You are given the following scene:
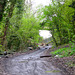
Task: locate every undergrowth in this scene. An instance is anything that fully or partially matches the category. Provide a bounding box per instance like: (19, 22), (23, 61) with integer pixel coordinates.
(51, 42), (75, 57)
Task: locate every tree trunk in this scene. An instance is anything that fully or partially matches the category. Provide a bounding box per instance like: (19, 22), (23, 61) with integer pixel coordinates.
(51, 28), (58, 46)
(1, 3), (15, 45)
(56, 23), (62, 45)
(0, 0), (7, 21)
(1, 18), (9, 45)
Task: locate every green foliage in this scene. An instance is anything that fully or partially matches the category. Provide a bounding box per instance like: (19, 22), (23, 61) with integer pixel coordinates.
(0, 0), (41, 52)
(7, 34), (21, 50)
(51, 46), (75, 57)
(6, 9), (41, 51)
(37, 0), (75, 46)
(1, 0), (75, 55)
(0, 45), (2, 54)
(0, 45), (5, 54)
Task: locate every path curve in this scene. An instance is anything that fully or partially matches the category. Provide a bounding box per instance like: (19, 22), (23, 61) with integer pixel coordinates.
(3, 46), (63, 75)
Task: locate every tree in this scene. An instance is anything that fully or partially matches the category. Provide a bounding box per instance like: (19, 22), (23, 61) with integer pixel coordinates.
(1, 0), (18, 45)
(3, 0), (41, 51)
(37, 0), (75, 46)
(0, 0), (7, 21)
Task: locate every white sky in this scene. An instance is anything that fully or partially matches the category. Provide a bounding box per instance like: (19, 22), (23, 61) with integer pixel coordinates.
(32, 0), (52, 11)
(32, 0), (51, 6)
(31, 0), (52, 39)
(39, 30), (52, 39)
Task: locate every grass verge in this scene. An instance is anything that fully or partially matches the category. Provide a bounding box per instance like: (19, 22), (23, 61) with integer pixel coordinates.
(51, 46), (75, 57)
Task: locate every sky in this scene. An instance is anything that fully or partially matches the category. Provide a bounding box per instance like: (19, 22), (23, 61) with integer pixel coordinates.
(39, 30), (52, 39)
(31, 0), (52, 39)
(32, 0), (52, 11)
(32, 0), (51, 6)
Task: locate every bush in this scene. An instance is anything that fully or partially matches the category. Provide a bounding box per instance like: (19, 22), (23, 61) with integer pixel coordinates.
(7, 34), (21, 51)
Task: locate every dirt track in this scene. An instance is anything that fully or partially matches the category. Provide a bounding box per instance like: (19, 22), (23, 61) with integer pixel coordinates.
(1, 46), (66, 75)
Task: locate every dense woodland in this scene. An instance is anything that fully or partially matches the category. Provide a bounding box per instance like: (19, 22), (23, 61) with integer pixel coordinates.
(0, 0), (75, 56)
(38, 0), (75, 46)
(0, 0), (42, 53)
(38, 0), (75, 57)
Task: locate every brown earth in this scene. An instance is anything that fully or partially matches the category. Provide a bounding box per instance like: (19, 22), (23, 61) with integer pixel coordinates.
(45, 46), (75, 75)
(0, 46), (75, 75)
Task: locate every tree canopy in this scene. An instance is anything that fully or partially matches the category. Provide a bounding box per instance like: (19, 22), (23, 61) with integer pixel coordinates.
(0, 0), (42, 53)
(37, 0), (75, 46)
(0, 0), (75, 54)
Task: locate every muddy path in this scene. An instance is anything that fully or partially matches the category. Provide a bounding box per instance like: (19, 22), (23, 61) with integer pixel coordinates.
(2, 46), (64, 75)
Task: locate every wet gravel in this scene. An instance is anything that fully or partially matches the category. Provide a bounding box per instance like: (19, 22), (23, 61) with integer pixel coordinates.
(46, 46), (75, 75)
(0, 45), (75, 75)
(0, 47), (64, 75)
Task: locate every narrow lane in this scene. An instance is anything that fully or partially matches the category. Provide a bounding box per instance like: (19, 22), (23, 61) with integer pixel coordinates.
(4, 46), (63, 75)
